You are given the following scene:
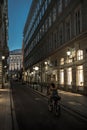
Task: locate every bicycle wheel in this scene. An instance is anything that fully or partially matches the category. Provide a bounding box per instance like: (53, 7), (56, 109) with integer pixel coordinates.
(55, 104), (61, 116)
(48, 100), (53, 112)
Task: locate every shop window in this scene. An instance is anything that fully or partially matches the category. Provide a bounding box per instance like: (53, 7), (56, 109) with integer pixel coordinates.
(60, 69), (64, 85)
(67, 68), (72, 85)
(76, 65), (84, 86)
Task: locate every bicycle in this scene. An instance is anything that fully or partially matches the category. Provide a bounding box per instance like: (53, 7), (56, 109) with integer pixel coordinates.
(48, 95), (61, 116)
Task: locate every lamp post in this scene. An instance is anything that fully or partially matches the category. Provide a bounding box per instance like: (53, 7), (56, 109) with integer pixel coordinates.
(34, 66), (39, 90)
(2, 56), (5, 88)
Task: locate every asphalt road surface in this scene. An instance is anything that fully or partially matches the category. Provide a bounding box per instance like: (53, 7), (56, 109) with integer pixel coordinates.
(11, 81), (87, 130)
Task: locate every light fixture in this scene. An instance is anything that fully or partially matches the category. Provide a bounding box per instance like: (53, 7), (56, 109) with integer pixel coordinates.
(2, 56), (5, 60)
(34, 66), (39, 71)
(66, 49), (71, 56)
(44, 61), (47, 65)
(4, 66), (7, 68)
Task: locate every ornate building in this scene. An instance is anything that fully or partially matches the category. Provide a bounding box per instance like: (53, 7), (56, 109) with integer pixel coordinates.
(0, 0), (9, 88)
(23, 0), (87, 95)
(8, 49), (23, 79)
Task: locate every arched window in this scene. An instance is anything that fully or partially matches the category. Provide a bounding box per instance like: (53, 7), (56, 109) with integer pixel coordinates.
(76, 65), (84, 87)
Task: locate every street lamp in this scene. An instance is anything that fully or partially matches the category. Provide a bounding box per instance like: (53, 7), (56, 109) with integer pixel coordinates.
(44, 61), (48, 65)
(66, 49), (71, 56)
(67, 48), (76, 57)
(33, 66), (39, 90)
(2, 56), (5, 88)
(66, 48), (76, 62)
(4, 65), (7, 68)
(34, 66), (39, 71)
(2, 56), (5, 60)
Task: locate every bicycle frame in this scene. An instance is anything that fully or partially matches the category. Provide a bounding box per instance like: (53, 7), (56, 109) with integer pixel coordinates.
(48, 97), (61, 116)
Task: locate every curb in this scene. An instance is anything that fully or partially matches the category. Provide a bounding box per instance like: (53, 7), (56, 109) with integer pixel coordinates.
(9, 82), (19, 130)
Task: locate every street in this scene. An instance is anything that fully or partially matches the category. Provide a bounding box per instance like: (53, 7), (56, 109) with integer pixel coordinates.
(11, 81), (87, 130)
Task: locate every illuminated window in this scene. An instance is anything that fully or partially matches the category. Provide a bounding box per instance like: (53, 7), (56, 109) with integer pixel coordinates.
(60, 69), (64, 85)
(67, 68), (72, 85)
(77, 50), (83, 60)
(76, 65), (84, 86)
(66, 56), (72, 63)
(60, 58), (64, 65)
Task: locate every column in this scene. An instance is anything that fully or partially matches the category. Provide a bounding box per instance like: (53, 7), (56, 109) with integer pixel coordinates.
(72, 66), (76, 92)
(83, 53), (87, 95)
(0, 54), (3, 88)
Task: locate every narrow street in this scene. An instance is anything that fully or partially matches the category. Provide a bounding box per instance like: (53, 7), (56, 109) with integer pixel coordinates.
(11, 81), (87, 130)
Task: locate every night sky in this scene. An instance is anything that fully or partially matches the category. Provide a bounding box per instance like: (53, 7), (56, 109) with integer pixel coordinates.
(8, 0), (32, 51)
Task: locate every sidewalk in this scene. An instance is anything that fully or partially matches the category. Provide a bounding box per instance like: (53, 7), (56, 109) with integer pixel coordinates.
(30, 84), (87, 121)
(0, 82), (18, 130)
(0, 82), (12, 130)
(58, 90), (87, 120)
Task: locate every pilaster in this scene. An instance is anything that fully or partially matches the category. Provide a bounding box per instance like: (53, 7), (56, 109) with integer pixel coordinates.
(0, 54), (2, 88)
(72, 65), (76, 92)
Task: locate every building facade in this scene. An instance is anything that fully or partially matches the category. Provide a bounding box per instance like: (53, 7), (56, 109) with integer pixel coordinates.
(8, 49), (23, 79)
(0, 0), (9, 88)
(23, 0), (87, 95)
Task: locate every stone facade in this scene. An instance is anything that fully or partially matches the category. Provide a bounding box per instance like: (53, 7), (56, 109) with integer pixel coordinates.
(23, 0), (87, 95)
(0, 0), (9, 88)
(8, 49), (23, 79)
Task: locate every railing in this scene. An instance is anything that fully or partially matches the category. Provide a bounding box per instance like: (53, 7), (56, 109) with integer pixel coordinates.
(27, 82), (51, 96)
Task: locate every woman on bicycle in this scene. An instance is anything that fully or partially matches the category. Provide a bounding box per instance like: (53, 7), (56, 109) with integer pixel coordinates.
(48, 83), (59, 104)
